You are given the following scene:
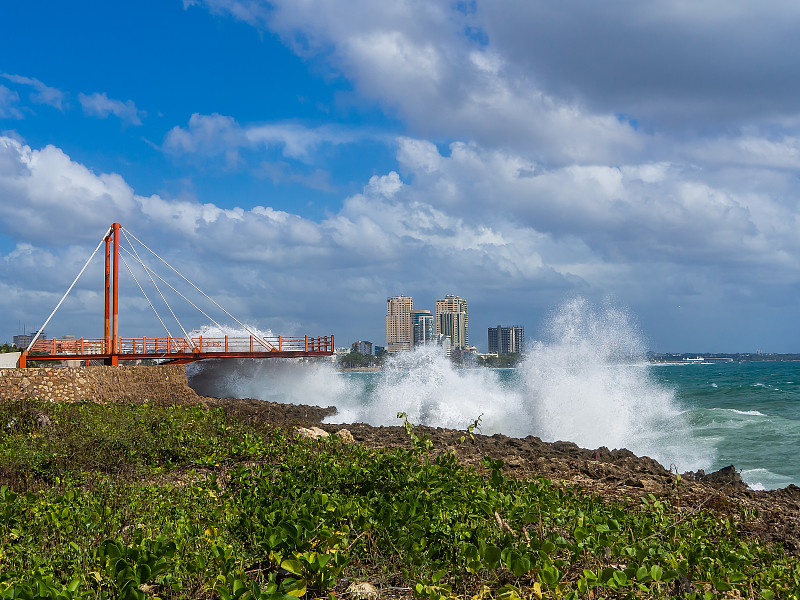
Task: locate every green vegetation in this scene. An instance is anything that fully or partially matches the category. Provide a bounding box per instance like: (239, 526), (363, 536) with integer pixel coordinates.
(1, 399), (799, 599)
(0, 344), (20, 354)
(337, 352), (382, 369)
(480, 354), (524, 368)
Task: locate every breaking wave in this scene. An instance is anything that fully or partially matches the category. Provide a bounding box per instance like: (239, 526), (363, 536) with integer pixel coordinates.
(184, 299), (713, 471)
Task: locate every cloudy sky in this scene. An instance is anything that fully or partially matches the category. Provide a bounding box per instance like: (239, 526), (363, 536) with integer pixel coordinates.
(2, 0), (800, 353)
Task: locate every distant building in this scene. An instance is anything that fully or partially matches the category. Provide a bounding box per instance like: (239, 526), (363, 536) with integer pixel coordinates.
(13, 330), (45, 349)
(386, 295), (413, 352)
(351, 340), (373, 355)
(412, 310), (434, 346)
(435, 295), (468, 350)
(488, 325), (525, 355)
(435, 334), (452, 357)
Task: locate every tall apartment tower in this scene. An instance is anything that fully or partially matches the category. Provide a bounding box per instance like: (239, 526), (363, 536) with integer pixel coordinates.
(412, 310), (434, 346)
(386, 295), (413, 352)
(435, 295), (468, 350)
(488, 325), (525, 354)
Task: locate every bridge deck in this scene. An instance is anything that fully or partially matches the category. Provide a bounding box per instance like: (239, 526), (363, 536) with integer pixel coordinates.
(20, 335), (334, 366)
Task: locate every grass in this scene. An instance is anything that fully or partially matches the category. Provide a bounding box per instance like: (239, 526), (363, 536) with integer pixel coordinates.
(0, 399), (798, 599)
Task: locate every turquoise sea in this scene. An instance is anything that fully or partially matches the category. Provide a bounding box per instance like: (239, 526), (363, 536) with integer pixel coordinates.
(187, 301), (800, 491)
(652, 361), (800, 490)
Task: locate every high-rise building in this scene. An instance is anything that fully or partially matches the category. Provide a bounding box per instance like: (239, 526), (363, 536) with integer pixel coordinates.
(411, 310), (434, 346)
(386, 295), (413, 352)
(351, 340), (373, 355)
(435, 334), (452, 357)
(13, 330), (45, 349)
(435, 295), (468, 350)
(488, 325), (525, 355)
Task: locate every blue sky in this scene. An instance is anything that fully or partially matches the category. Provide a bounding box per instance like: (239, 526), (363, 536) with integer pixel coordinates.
(2, 0), (800, 352)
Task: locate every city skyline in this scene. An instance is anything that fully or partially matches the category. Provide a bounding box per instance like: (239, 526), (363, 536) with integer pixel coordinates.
(2, 3), (800, 353)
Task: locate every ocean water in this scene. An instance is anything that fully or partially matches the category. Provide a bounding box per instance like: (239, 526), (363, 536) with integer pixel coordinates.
(186, 300), (800, 491)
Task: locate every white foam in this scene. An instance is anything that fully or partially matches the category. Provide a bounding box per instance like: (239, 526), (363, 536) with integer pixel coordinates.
(331, 344), (523, 432)
(729, 409), (766, 417)
(739, 468), (793, 491)
(185, 323), (348, 406)
(184, 299), (715, 473)
(514, 298), (712, 471)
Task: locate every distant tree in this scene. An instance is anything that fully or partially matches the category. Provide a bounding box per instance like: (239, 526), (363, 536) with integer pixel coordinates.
(481, 353), (524, 368)
(338, 351), (378, 368)
(0, 344), (20, 354)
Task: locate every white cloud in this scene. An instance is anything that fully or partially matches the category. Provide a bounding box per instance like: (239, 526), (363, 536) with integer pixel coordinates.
(78, 92), (145, 125)
(0, 136), (137, 242)
(3, 134), (800, 350)
(162, 113), (365, 179)
(0, 85), (23, 119)
(0, 73), (65, 110)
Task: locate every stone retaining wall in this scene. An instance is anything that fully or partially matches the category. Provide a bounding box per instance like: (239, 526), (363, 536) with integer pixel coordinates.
(0, 365), (200, 405)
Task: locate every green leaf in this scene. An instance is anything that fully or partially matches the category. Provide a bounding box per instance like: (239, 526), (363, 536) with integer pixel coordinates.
(483, 545), (502, 569)
(712, 576), (732, 592)
(280, 558), (305, 576)
(282, 577), (307, 598)
(540, 565), (560, 586)
(650, 565), (663, 582)
(431, 570), (447, 583)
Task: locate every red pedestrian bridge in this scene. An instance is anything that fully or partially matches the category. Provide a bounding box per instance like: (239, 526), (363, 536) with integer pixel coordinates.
(20, 223), (333, 367)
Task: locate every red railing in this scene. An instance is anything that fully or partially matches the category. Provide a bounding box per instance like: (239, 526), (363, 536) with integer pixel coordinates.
(28, 335), (334, 357)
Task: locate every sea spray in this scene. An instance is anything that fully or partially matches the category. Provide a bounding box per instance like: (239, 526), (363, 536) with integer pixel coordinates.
(330, 344), (525, 432)
(186, 324), (352, 405)
(518, 298), (712, 470)
(183, 306), (713, 472)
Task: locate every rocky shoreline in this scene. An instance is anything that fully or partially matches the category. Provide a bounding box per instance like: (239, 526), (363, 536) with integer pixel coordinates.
(201, 395), (800, 557)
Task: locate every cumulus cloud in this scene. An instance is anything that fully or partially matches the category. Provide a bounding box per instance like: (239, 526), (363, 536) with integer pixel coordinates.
(0, 136), (137, 242)
(4, 133), (800, 350)
(78, 92), (145, 125)
(0, 135), (574, 341)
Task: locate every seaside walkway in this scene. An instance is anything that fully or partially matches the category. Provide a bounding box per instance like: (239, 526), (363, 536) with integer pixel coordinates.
(22, 334), (334, 367)
(19, 222), (334, 367)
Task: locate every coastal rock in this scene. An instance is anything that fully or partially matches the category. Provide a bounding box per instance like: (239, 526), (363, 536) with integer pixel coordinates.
(296, 426), (329, 439)
(683, 465), (748, 491)
(335, 428), (355, 443)
(346, 582), (378, 600)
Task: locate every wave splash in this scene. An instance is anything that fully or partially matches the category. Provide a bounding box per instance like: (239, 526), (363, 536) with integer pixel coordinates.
(186, 324), (350, 405)
(517, 298), (710, 470)
(331, 344), (522, 432)
(184, 300), (713, 472)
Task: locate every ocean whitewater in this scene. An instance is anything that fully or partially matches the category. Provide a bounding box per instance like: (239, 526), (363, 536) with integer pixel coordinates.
(187, 299), (800, 491)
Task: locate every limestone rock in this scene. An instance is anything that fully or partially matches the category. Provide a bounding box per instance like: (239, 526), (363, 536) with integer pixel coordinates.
(336, 428), (355, 443)
(296, 426), (329, 439)
(347, 582), (378, 600)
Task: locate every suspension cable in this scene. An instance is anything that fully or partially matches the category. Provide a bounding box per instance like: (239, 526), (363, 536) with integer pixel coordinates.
(119, 245), (225, 332)
(119, 253), (174, 340)
(118, 246), (196, 349)
(121, 227), (274, 350)
(120, 229), (187, 347)
(26, 226), (111, 352)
